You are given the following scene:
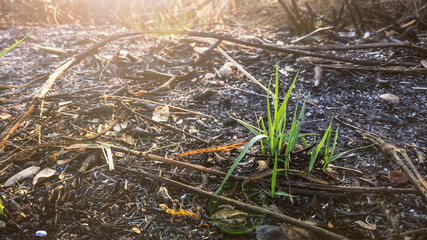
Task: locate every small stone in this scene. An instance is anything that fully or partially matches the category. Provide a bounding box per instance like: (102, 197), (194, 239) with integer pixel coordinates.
(379, 93), (400, 104)
(217, 62), (234, 77)
(35, 230), (47, 237)
(256, 225), (287, 240)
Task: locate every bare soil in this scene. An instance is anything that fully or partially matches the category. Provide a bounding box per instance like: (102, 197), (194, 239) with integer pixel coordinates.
(0, 23), (426, 240)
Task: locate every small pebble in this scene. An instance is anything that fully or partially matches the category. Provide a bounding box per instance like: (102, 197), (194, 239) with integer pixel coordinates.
(379, 93), (400, 104)
(256, 225), (286, 240)
(36, 230), (47, 237)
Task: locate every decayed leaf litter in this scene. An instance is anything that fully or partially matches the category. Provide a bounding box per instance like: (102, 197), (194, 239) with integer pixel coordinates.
(0, 24), (426, 239)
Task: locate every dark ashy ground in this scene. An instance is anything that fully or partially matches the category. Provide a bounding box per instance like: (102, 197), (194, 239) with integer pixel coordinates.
(0, 24), (426, 239)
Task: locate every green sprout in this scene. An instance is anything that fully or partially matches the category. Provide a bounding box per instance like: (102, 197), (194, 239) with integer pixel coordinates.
(309, 119), (373, 171)
(217, 64), (305, 197)
(309, 118), (334, 171)
(216, 64), (372, 199)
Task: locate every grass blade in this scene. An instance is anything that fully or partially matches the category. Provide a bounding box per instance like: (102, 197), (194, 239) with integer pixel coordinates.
(301, 135), (308, 147)
(266, 78), (274, 151)
(323, 120), (333, 164)
(215, 134), (267, 194)
(330, 125), (339, 158)
(273, 64), (280, 139)
(271, 155), (279, 196)
(309, 124), (331, 172)
(255, 113), (267, 155)
(0, 33), (30, 58)
(325, 143), (374, 168)
(232, 117), (261, 136)
(275, 191), (295, 197)
(284, 105), (299, 158)
(276, 72), (298, 134)
(259, 117), (272, 151)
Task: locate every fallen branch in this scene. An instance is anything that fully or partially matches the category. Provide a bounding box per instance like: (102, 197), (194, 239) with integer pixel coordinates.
(285, 181), (418, 195)
(216, 46), (274, 98)
(335, 117), (427, 153)
(103, 141), (419, 196)
(118, 166), (349, 240)
(150, 70), (198, 93)
(318, 64), (427, 73)
(182, 31), (419, 67)
(103, 141), (238, 179)
(365, 134), (427, 202)
(297, 57), (427, 73)
(0, 73), (48, 89)
(284, 42), (427, 54)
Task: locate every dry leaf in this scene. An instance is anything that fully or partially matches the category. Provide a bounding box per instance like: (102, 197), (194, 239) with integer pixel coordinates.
(57, 158), (73, 165)
(33, 167), (56, 185)
(119, 133), (135, 145)
(0, 112), (12, 120)
(211, 205), (247, 223)
(421, 60), (427, 69)
(380, 93), (400, 104)
(132, 227), (141, 234)
(113, 122), (127, 132)
(355, 220), (377, 230)
(388, 170), (408, 184)
(152, 105), (169, 122)
(4, 166), (41, 187)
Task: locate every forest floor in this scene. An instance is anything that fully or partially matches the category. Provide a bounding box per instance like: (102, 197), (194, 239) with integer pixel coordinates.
(0, 23), (426, 239)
